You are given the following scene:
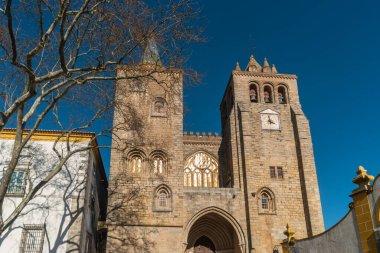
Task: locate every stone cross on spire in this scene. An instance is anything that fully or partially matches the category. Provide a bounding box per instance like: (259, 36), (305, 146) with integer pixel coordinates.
(142, 38), (162, 65)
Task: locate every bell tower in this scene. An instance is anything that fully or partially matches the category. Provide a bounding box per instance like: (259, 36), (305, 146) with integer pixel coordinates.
(107, 40), (185, 252)
(221, 55), (325, 250)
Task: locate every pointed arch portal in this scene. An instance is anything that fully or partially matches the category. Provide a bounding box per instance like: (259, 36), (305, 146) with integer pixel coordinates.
(184, 207), (246, 253)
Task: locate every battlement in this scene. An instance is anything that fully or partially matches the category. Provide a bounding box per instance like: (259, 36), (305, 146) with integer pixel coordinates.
(183, 131), (222, 145)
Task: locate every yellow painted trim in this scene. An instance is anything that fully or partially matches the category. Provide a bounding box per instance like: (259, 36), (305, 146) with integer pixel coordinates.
(0, 129), (94, 142)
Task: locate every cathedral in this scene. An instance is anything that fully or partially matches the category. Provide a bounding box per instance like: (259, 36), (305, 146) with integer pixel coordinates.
(107, 44), (325, 253)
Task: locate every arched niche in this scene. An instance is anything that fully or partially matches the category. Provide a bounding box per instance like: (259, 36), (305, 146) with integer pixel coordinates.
(263, 85), (273, 103)
(249, 83), (259, 102)
(277, 85), (288, 104)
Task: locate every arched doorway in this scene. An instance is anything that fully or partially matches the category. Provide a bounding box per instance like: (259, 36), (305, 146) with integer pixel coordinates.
(193, 236), (216, 253)
(184, 207), (245, 253)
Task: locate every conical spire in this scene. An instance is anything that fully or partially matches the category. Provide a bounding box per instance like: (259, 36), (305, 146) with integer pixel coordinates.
(262, 57), (271, 73)
(142, 39), (161, 65)
(271, 64), (278, 74)
(235, 62), (241, 71)
(246, 54), (262, 72)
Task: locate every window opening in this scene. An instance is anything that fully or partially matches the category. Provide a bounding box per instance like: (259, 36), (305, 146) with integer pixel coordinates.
(277, 167), (284, 179)
(19, 225), (45, 253)
(153, 157), (164, 174)
(154, 101), (165, 113)
(159, 191), (167, 207)
(270, 167), (276, 178)
(249, 84), (258, 102)
(264, 86), (273, 103)
(184, 152), (219, 188)
(278, 86), (287, 104)
(262, 194), (269, 209)
(131, 156), (142, 173)
(7, 171), (25, 194)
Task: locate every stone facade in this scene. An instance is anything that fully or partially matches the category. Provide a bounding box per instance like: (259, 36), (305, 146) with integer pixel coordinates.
(107, 54), (325, 253)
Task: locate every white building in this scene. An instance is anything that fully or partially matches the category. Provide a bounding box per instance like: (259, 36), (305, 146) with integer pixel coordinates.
(0, 129), (108, 253)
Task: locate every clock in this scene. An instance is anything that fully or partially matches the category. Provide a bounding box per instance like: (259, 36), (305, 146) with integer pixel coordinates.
(260, 109), (280, 130)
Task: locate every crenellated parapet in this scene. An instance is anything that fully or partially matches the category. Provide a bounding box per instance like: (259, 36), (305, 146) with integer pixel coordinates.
(183, 131), (222, 146)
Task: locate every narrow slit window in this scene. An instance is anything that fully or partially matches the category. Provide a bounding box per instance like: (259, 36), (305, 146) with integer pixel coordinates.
(270, 166), (276, 178)
(277, 167), (284, 179)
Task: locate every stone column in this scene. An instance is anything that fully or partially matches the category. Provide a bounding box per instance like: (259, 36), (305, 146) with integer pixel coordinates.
(350, 166), (377, 253)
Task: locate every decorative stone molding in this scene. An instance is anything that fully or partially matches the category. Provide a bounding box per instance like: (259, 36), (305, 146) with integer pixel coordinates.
(281, 224), (296, 253)
(183, 132), (222, 146)
(352, 165), (374, 187)
(232, 70), (297, 80)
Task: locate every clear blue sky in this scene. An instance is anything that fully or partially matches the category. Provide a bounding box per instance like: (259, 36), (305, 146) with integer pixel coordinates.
(183, 0), (380, 229)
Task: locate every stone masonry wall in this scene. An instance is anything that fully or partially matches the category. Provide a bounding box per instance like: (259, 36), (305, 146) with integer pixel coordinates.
(108, 61), (325, 253)
(220, 71), (325, 253)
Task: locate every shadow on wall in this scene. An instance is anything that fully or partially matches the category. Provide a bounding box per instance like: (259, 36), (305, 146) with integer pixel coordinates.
(106, 170), (157, 253)
(0, 145), (90, 252)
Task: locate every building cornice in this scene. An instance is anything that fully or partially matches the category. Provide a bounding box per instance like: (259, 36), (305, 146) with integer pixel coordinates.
(116, 64), (183, 74)
(232, 70), (298, 80)
(0, 128), (95, 142)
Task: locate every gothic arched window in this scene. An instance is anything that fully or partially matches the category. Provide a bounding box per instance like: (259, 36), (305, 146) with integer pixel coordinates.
(257, 188), (276, 214)
(150, 151), (167, 175)
(153, 185), (172, 212)
(263, 85), (273, 103)
(159, 190), (167, 207)
(261, 193), (269, 209)
(127, 150), (145, 175)
(184, 151), (219, 188)
(249, 83), (258, 102)
(278, 85), (288, 104)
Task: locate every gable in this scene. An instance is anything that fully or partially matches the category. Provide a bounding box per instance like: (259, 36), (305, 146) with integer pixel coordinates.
(259, 109), (279, 115)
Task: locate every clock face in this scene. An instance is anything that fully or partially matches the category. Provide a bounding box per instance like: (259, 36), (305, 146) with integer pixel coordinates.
(261, 113), (280, 130)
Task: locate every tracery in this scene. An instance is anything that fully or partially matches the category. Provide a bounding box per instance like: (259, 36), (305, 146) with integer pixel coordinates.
(184, 151), (219, 187)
